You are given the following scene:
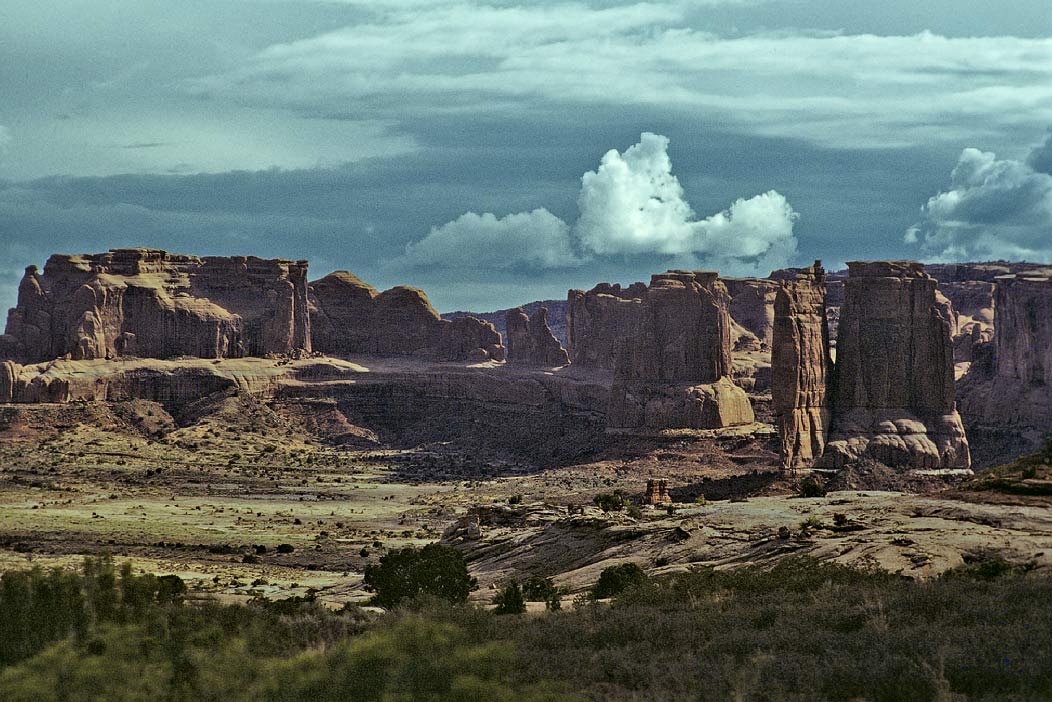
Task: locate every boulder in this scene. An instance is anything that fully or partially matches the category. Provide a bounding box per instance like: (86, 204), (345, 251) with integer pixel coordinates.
(505, 307), (569, 366)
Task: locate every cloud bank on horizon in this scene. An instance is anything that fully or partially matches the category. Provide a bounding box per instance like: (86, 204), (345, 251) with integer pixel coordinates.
(399, 133), (798, 277)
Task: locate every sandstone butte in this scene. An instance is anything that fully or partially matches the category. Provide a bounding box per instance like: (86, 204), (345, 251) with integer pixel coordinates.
(504, 307), (569, 367)
(773, 260), (971, 471)
(0, 249), (505, 366)
(606, 270), (755, 431)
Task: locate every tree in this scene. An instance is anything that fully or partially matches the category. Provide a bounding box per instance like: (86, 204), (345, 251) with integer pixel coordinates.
(492, 582), (526, 615)
(363, 544), (476, 609)
(590, 563), (648, 600)
(521, 576), (561, 611)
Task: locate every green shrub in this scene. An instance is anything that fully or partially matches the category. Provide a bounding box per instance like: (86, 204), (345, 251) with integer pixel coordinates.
(797, 475), (827, 498)
(590, 563), (648, 600)
(594, 491), (626, 512)
(493, 582), (526, 615)
(521, 576), (562, 611)
(363, 543), (477, 609)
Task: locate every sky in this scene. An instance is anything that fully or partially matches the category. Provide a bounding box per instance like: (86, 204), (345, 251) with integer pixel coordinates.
(1, 1), (1051, 312)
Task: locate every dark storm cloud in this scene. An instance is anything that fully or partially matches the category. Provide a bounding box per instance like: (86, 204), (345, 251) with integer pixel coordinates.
(907, 130), (1052, 262)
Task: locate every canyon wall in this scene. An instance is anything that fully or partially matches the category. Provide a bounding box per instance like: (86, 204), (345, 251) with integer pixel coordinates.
(308, 271), (504, 362)
(1, 249), (311, 362)
(565, 282), (645, 370)
(606, 271), (754, 431)
(724, 277), (779, 351)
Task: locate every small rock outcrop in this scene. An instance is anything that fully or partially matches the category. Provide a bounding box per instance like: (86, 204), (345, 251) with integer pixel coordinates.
(308, 271), (504, 362)
(643, 479), (672, 505)
(565, 282), (646, 369)
(1, 249), (311, 363)
(771, 262), (830, 472)
(606, 271), (754, 431)
(505, 307), (569, 366)
(819, 262), (970, 470)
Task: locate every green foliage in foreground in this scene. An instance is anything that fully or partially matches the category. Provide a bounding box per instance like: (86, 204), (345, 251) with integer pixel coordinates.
(363, 543), (477, 608)
(5, 555), (1052, 700)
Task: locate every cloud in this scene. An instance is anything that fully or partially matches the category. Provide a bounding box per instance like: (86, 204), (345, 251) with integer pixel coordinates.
(396, 132), (798, 276)
(906, 130), (1052, 261)
(0, 126), (11, 157)
(575, 132), (797, 266)
(401, 209), (579, 270)
(188, 4), (1052, 150)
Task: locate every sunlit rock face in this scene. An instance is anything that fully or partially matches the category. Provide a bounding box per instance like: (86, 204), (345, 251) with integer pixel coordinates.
(0, 248), (312, 362)
(606, 270), (754, 431)
(771, 262), (830, 472)
(819, 261), (970, 470)
(308, 271), (504, 362)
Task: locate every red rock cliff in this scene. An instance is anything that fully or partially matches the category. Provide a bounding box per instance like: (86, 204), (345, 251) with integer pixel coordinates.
(1, 249), (311, 362)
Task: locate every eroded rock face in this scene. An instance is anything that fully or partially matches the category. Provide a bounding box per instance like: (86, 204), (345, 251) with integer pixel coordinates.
(505, 307), (569, 366)
(309, 271), (504, 362)
(819, 261), (970, 470)
(724, 278), (778, 351)
(771, 262), (830, 472)
(565, 282), (645, 369)
(1, 249), (312, 362)
(957, 273), (1052, 463)
(607, 271), (754, 431)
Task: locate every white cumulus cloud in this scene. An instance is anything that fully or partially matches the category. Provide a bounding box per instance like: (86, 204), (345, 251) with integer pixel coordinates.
(907, 130), (1052, 262)
(575, 132), (797, 266)
(401, 208), (579, 270)
(397, 132), (798, 275)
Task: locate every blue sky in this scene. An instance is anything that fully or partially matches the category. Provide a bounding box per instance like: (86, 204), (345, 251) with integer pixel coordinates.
(1, 1), (1051, 311)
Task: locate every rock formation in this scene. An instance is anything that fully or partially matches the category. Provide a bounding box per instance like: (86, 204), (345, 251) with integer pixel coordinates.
(443, 299), (567, 346)
(724, 278), (779, 351)
(771, 262), (830, 472)
(643, 479), (672, 505)
(957, 272), (1052, 462)
(505, 307), (569, 366)
(819, 261), (970, 469)
(308, 271), (504, 362)
(606, 271), (754, 431)
(565, 282), (646, 369)
(0, 249), (311, 362)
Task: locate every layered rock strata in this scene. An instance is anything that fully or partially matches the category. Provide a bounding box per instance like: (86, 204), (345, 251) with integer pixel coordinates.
(724, 278), (779, 351)
(771, 262), (830, 472)
(565, 282), (645, 369)
(505, 307), (569, 366)
(606, 271), (754, 431)
(819, 262), (970, 469)
(1, 249), (311, 362)
(957, 273), (1052, 460)
(643, 479), (672, 505)
(307, 271), (504, 362)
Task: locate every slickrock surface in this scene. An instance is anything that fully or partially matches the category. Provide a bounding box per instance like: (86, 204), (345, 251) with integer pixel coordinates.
(820, 261), (970, 470)
(771, 262), (830, 472)
(1, 249), (312, 362)
(308, 271), (504, 362)
(607, 271), (754, 431)
(565, 282), (645, 369)
(724, 277), (778, 351)
(505, 307), (569, 366)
